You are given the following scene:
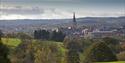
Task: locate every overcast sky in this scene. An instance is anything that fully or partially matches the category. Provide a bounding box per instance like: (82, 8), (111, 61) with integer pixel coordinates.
(0, 0), (125, 20)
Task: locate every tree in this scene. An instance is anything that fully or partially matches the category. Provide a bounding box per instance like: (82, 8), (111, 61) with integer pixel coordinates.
(34, 42), (63, 63)
(103, 37), (119, 45)
(66, 50), (80, 63)
(10, 41), (63, 63)
(0, 30), (10, 63)
(34, 30), (40, 39)
(103, 37), (121, 53)
(83, 42), (117, 63)
(51, 30), (65, 42)
(63, 37), (83, 52)
(0, 30), (3, 41)
(10, 40), (34, 63)
(34, 29), (50, 40)
(64, 37), (81, 63)
(117, 51), (125, 61)
(17, 32), (33, 40)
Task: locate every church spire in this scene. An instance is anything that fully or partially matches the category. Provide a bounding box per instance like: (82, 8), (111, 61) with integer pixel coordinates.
(73, 12), (77, 29)
(73, 12), (76, 23)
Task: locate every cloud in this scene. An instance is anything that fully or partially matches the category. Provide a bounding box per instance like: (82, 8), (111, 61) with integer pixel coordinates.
(0, 4), (124, 20)
(0, 6), (44, 15)
(1, 0), (78, 2)
(0, 6), (73, 20)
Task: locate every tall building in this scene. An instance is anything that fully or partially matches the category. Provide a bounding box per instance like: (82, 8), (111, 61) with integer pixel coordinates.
(72, 12), (77, 29)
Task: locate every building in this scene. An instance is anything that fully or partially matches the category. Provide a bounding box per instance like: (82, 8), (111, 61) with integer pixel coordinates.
(60, 13), (84, 37)
(72, 12), (77, 29)
(84, 29), (122, 39)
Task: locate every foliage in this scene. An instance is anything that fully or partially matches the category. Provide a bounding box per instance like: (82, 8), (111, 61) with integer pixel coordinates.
(0, 30), (3, 41)
(34, 29), (50, 40)
(0, 41), (10, 63)
(10, 40), (34, 63)
(64, 37), (81, 63)
(34, 42), (63, 63)
(66, 50), (80, 63)
(117, 51), (125, 61)
(51, 30), (65, 42)
(17, 32), (33, 40)
(103, 37), (119, 45)
(63, 37), (83, 52)
(34, 29), (65, 42)
(10, 40), (65, 63)
(103, 37), (121, 53)
(83, 42), (117, 63)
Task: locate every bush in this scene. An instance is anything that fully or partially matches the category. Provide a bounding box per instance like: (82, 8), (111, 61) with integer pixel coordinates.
(83, 42), (117, 63)
(117, 51), (125, 61)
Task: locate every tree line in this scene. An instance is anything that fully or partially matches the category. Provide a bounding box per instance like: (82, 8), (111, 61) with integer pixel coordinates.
(0, 29), (125, 63)
(34, 29), (65, 42)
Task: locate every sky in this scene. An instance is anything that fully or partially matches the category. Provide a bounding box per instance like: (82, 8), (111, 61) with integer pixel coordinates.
(0, 0), (125, 20)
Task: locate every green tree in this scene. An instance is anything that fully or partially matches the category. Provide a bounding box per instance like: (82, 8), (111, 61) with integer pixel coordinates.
(0, 30), (3, 41)
(34, 42), (62, 63)
(34, 29), (50, 40)
(0, 42), (10, 63)
(64, 37), (81, 63)
(51, 30), (65, 42)
(0, 30), (10, 63)
(66, 50), (80, 63)
(103, 37), (121, 53)
(83, 42), (117, 63)
(17, 32), (33, 40)
(103, 37), (119, 45)
(10, 40), (34, 63)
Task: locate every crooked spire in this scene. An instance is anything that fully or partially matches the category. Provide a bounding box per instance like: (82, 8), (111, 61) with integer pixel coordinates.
(72, 12), (77, 29)
(73, 12), (76, 23)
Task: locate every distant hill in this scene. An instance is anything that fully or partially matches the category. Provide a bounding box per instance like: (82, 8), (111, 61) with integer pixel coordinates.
(0, 16), (124, 25)
(0, 16), (125, 33)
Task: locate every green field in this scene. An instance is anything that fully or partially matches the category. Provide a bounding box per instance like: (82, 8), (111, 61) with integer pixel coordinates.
(1, 38), (125, 63)
(2, 38), (21, 48)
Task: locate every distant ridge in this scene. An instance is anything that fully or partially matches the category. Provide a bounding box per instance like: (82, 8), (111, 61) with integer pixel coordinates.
(0, 16), (125, 21)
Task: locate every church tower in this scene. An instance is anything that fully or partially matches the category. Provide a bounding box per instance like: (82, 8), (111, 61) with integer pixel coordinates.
(72, 12), (77, 29)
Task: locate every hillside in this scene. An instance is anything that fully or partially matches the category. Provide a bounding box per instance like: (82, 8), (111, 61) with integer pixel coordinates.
(1, 38), (125, 63)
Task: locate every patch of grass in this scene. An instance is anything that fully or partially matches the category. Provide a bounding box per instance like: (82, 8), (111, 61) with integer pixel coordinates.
(95, 61), (125, 63)
(1, 38), (21, 48)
